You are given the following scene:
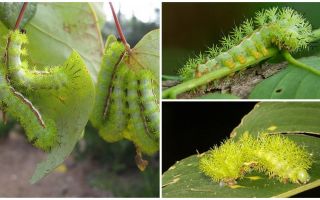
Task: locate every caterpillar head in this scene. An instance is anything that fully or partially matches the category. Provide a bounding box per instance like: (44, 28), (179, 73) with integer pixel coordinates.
(297, 169), (310, 184)
(260, 7), (312, 52)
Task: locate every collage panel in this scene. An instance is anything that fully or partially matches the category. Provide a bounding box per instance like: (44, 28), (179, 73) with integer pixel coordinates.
(162, 2), (320, 99)
(162, 102), (320, 197)
(0, 1), (159, 197)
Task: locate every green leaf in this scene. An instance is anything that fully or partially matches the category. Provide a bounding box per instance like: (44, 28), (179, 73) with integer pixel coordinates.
(249, 56), (320, 99)
(29, 51), (95, 183)
(0, 2), (37, 29)
(197, 92), (240, 99)
(163, 135), (320, 197)
(163, 102), (320, 197)
(128, 29), (160, 80)
(231, 102), (320, 138)
(25, 2), (104, 82)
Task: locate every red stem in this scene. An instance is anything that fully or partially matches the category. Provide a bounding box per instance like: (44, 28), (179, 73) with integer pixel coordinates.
(14, 2), (28, 30)
(109, 2), (131, 52)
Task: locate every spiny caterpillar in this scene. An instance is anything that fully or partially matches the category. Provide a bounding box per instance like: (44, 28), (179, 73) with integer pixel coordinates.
(199, 133), (312, 186)
(90, 34), (159, 157)
(7, 30), (79, 91)
(163, 7), (316, 98)
(181, 7), (311, 80)
(1, 30), (85, 151)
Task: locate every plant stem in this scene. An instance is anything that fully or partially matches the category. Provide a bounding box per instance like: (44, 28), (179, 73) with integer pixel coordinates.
(14, 2), (28, 30)
(162, 75), (182, 81)
(109, 2), (130, 52)
(282, 50), (320, 76)
(162, 48), (279, 99)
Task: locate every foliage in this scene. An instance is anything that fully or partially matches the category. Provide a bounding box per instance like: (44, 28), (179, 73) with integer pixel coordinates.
(250, 56), (320, 98)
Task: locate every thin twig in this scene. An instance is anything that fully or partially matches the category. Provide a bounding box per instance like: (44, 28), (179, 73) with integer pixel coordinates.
(109, 2), (131, 53)
(14, 2), (28, 30)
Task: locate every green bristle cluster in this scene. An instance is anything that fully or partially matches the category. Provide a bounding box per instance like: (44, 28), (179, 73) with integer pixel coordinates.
(199, 133), (312, 185)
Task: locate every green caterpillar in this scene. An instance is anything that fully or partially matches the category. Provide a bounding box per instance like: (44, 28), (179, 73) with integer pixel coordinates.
(90, 34), (159, 157)
(163, 7), (319, 98)
(182, 7), (311, 79)
(199, 133), (312, 186)
(7, 30), (78, 91)
(0, 65), (57, 151)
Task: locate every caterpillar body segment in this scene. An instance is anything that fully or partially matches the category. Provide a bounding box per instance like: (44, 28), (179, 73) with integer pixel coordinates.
(90, 35), (126, 129)
(199, 133), (312, 185)
(137, 69), (160, 140)
(180, 7), (312, 81)
(199, 139), (249, 185)
(125, 70), (159, 155)
(98, 62), (128, 142)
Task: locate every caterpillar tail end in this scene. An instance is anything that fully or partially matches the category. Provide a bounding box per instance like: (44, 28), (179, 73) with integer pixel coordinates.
(135, 148), (149, 171)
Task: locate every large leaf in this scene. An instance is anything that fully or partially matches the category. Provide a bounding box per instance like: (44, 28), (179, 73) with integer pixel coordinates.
(249, 56), (320, 99)
(25, 2), (104, 82)
(29, 52), (95, 183)
(162, 102), (320, 197)
(231, 102), (320, 138)
(0, 2), (37, 29)
(127, 29), (160, 80)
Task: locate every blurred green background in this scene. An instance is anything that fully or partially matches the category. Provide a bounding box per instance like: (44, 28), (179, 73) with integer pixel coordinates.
(162, 2), (320, 76)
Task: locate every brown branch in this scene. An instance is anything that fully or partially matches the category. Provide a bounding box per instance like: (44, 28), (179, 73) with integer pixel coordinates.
(14, 2), (28, 30)
(109, 2), (131, 53)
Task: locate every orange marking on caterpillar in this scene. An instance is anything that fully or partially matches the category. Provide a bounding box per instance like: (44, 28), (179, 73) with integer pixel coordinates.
(223, 59), (235, 69)
(235, 55), (247, 64)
